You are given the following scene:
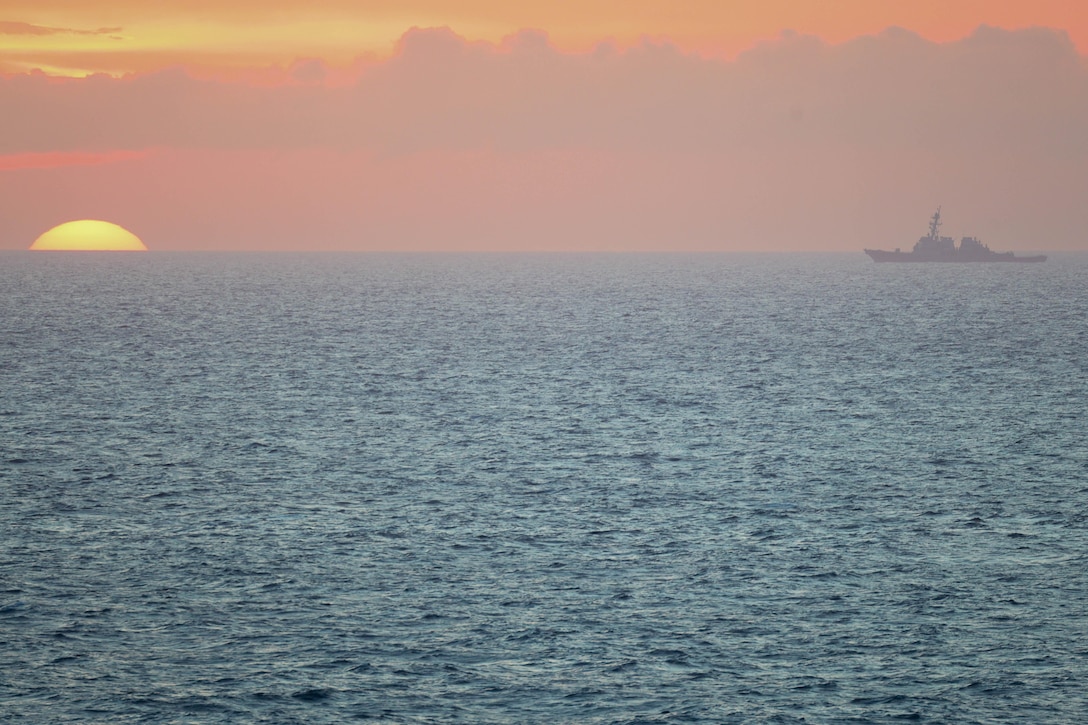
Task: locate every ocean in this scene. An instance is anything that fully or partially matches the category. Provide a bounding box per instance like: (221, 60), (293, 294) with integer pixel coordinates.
(1, 252), (1086, 723)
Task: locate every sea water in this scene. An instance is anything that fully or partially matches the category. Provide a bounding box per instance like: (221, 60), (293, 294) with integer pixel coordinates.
(1, 252), (1086, 723)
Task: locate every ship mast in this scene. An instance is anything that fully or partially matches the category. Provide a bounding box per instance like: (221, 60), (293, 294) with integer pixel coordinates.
(928, 206), (942, 239)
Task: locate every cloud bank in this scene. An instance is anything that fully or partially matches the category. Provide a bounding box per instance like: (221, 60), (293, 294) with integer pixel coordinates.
(2, 26), (1086, 251)
(0, 21), (121, 37)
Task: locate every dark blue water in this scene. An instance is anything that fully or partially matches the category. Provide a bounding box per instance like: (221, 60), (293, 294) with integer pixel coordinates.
(2, 252), (1086, 723)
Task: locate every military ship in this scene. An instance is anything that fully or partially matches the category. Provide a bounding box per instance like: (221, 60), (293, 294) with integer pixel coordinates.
(865, 208), (1046, 263)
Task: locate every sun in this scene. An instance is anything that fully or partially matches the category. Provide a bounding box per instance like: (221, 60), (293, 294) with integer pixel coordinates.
(30, 220), (147, 251)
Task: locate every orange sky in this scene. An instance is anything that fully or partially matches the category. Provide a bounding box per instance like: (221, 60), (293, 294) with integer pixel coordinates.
(3, 0), (1088, 76)
(2, 1), (1087, 252)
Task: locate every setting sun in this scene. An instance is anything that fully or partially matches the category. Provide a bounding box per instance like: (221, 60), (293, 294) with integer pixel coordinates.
(30, 220), (148, 251)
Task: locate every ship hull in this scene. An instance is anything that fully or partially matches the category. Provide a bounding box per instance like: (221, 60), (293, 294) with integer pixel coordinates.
(864, 249), (1047, 263)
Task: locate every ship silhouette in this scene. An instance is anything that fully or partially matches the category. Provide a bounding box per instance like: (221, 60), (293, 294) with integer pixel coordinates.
(865, 208), (1046, 263)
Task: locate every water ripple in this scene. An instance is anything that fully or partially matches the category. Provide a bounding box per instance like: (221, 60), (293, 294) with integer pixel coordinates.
(1, 252), (1086, 723)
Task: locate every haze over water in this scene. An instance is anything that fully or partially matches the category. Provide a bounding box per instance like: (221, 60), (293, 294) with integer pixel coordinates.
(2, 252), (1086, 723)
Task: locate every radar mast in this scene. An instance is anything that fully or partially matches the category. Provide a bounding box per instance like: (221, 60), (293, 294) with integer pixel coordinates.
(927, 206), (942, 239)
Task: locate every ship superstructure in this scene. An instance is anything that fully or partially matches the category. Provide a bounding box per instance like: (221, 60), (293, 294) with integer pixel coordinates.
(865, 208), (1046, 263)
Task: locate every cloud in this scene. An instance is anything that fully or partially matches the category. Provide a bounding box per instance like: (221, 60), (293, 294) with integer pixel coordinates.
(1, 25), (1084, 159)
(2, 25), (1086, 251)
(288, 58), (329, 85)
(0, 21), (121, 36)
(0, 149), (148, 171)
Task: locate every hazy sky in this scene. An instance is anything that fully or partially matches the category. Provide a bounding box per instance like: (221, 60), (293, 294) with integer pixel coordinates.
(2, 1), (1086, 251)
